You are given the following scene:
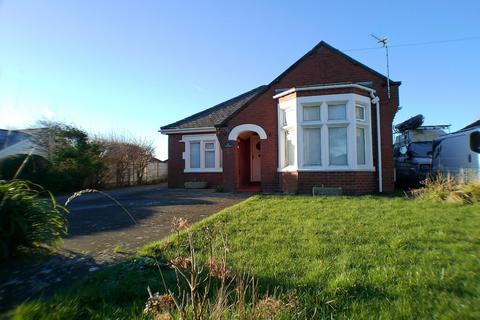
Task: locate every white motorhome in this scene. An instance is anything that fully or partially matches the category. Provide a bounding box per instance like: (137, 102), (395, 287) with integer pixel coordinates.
(432, 126), (480, 182)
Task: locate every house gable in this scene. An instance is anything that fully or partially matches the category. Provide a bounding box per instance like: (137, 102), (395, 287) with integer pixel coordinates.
(218, 41), (400, 128)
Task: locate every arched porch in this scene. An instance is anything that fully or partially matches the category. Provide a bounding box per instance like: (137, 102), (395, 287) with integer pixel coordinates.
(228, 124), (267, 192)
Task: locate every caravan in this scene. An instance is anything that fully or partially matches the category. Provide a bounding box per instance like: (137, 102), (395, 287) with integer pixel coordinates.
(432, 127), (480, 182)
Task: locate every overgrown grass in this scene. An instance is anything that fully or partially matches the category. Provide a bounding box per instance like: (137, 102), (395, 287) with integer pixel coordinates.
(13, 195), (480, 319)
(412, 175), (480, 204)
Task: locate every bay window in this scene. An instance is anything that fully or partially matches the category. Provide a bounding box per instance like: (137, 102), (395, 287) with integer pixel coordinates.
(182, 134), (222, 172)
(278, 93), (374, 171)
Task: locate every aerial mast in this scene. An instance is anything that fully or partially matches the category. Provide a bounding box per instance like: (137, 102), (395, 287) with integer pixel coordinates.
(371, 34), (391, 99)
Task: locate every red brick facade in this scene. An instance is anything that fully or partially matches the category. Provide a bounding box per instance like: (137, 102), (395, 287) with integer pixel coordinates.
(165, 42), (400, 194)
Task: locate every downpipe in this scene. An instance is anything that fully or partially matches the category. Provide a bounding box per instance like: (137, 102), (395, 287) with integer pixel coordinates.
(370, 93), (383, 193)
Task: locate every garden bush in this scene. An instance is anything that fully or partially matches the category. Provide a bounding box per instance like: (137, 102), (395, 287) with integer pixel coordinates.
(0, 179), (68, 259)
(0, 154), (52, 186)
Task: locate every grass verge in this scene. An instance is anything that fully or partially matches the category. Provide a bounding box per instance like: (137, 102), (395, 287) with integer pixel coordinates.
(13, 195), (480, 319)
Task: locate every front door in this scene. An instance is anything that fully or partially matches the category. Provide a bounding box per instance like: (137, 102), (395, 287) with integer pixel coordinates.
(250, 135), (261, 182)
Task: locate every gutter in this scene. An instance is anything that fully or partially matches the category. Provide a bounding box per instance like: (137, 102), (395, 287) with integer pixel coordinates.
(273, 83), (376, 99)
(159, 126), (216, 135)
(370, 93), (383, 193)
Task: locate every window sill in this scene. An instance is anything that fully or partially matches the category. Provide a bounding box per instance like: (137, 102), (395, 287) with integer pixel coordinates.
(278, 165), (298, 172)
(184, 168), (223, 173)
(298, 166), (376, 172)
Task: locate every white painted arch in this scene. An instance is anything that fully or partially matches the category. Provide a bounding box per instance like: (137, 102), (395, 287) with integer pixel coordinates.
(228, 124), (267, 140)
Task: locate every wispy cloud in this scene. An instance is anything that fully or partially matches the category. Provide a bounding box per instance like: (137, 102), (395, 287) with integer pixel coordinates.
(0, 104), (35, 128)
(40, 108), (56, 119)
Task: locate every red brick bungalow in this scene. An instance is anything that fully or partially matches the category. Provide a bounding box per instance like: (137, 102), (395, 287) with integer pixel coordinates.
(160, 41), (401, 194)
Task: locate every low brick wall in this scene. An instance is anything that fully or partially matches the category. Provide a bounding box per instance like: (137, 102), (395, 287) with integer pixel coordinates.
(295, 171), (377, 195)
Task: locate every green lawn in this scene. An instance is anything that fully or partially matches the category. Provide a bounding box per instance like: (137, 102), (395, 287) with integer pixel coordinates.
(14, 195), (480, 319)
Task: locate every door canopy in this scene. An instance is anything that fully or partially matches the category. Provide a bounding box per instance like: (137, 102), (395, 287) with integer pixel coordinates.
(228, 124), (267, 141)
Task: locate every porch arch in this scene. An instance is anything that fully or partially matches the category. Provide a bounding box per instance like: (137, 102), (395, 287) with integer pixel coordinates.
(228, 124), (267, 140)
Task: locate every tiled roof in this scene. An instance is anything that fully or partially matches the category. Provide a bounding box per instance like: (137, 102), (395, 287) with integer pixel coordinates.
(161, 85), (267, 130)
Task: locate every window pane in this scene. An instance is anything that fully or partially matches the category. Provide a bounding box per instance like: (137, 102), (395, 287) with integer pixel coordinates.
(356, 106), (365, 120)
(205, 150), (215, 168)
(219, 149), (223, 168)
(356, 127), (366, 165)
(205, 142), (215, 150)
(470, 132), (480, 153)
(190, 142), (200, 168)
(303, 128), (321, 165)
(284, 130), (295, 166)
(283, 109), (295, 126)
(329, 127), (348, 165)
(303, 106), (320, 121)
(328, 104), (346, 120)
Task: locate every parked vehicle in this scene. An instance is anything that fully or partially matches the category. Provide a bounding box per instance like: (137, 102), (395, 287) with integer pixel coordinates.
(394, 141), (434, 185)
(432, 126), (480, 182)
(393, 115), (449, 186)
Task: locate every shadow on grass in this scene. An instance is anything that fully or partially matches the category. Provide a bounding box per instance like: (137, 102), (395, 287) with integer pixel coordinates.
(8, 256), (399, 320)
(0, 249), (108, 315)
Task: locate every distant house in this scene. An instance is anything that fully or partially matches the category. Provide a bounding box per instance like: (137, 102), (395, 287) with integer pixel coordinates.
(0, 129), (45, 159)
(160, 41), (401, 194)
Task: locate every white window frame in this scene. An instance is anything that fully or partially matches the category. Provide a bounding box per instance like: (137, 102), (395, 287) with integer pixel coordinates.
(355, 103), (369, 166)
(181, 134), (223, 172)
(356, 104), (366, 121)
(278, 99), (297, 171)
(277, 93), (375, 172)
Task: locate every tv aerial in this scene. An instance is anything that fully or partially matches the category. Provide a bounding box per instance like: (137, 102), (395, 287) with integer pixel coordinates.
(371, 34), (391, 99)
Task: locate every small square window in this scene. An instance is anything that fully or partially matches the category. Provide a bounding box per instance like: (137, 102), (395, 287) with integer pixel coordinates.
(303, 105), (321, 121)
(328, 104), (346, 120)
(356, 105), (365, 120)
(205, 142), (215, 150)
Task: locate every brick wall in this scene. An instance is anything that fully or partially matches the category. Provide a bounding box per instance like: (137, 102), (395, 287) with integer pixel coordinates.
(297, 171), (377, 195)
(279, 172), (298, 194)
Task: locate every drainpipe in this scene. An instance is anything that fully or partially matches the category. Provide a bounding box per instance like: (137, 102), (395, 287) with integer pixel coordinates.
(370, 93), (383, 193)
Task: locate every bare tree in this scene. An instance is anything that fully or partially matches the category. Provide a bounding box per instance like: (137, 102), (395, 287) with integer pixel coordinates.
(95, 133), (154, 187)
(129, 137), (155, 184)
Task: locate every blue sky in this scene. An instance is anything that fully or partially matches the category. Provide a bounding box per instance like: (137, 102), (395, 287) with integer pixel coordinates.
(1, 0), (479, 159)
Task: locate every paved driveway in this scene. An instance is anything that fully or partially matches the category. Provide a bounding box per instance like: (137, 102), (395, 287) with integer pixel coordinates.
(61, 184), (249, 262)
(0, 184), (249, 313)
